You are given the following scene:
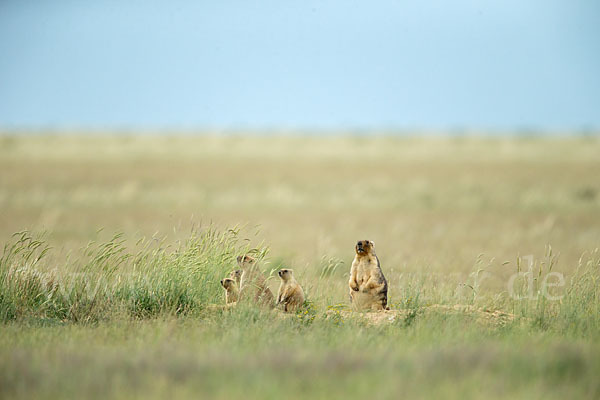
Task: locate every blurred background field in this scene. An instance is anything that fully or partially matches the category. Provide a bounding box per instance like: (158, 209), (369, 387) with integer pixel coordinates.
(1, 134), (599, 297)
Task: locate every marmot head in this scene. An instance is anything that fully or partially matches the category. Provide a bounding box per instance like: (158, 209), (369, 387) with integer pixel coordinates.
(220, 278), (236, 290)
(236, 254), (256, 269)
(229, 269), (242, 281)
(278, 268), (294, 281)
(355, 240), (375, 256)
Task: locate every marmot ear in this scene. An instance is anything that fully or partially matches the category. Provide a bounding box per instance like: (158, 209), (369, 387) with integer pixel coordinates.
(369, 240), (374, 247)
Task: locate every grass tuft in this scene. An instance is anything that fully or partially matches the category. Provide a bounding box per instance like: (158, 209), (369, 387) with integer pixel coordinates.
(0, 227), (266, 322)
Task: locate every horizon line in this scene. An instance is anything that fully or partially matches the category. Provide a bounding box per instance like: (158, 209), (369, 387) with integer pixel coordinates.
(1, 124), (599, 137)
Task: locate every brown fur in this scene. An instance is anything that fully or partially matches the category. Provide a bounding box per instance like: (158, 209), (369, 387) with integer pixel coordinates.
(348, 240), (388, 311)
(220, 277), (239, 305)
(276, 269), (305, 312)
(236, 255), (275, 308)
(229, 269), (243, 287)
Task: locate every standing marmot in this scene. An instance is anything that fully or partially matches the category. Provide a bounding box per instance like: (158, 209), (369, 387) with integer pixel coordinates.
(348, 240), (388, 311)
(276, 269), (305, 312)
(220, 277), (239, 305)
(237, 255), (275, 307)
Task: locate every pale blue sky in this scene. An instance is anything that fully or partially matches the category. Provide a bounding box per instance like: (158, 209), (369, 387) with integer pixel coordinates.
(1, 1), (599, 132)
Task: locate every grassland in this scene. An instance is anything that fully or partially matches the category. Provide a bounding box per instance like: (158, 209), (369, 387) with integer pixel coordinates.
(1, 134), (599, 399)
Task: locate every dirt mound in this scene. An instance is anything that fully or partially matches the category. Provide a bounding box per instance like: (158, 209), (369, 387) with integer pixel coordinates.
(325, 305), (517, 327)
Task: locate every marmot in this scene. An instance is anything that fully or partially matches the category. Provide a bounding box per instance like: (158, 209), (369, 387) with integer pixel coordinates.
(237, 254), (275, 307)
(229, 269), (243, 287)
(348, 240), (388, 311)
(220, 277), (239, 305)
(276, 269), (305, 312)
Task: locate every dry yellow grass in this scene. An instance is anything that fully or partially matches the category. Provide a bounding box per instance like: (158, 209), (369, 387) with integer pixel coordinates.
(1, 134), (599, 301)
(1, 134), (600, 400)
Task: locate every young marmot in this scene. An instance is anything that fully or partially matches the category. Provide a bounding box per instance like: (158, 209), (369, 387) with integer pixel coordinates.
(229, 269), (243, 287)
(276, 269), (305, 312)
(236, 255), (275, 307)
(220, 277), (239, 305)
(348, 240), (389, 311)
